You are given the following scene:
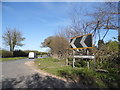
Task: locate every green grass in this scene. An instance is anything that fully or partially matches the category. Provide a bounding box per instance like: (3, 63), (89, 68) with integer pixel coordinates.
(0, 57), (27, 61)
(34, 57), (69, 75)
(34, 57), (120, 88)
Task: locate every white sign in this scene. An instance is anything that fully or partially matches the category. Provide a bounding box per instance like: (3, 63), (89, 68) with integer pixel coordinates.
(73, 55), (95, 59)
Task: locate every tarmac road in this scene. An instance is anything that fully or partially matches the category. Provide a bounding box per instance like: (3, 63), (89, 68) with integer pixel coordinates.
(1, 56), (48, 79)
(2, 58), (36, 79)
(0, 56), (85, 88)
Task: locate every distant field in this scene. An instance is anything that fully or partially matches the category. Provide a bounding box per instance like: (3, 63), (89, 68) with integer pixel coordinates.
(0, 57), (27, 61)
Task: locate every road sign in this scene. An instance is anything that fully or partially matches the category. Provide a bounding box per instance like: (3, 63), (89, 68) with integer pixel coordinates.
(70, 33), (93, 49)
(73, 55), (95, 59)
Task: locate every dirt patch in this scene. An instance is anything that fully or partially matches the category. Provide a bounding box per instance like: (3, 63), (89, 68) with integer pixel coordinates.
(25, 61), (68, 82)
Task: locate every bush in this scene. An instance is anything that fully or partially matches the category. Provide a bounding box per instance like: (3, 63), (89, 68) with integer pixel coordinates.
(2, 50), (13, 58)
(58, 67), (98, 86)
(58, 67), (120, 88)
(23, 50), (47, 55)
(68, 58), (73, 65)
(13, 50), (28, 57)
(0, 50), (2, 57)
(75, 60), (87, 67)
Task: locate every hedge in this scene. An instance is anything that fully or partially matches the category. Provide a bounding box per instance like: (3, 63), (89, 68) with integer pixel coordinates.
(1, 50), (13, 58)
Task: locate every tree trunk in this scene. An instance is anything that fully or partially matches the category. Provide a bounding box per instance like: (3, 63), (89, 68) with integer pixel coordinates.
(10, 45), (13, 52)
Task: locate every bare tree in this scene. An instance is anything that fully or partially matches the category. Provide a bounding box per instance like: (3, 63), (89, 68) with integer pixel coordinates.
(85, 2), (120, 65)
(88, 2), (119, 45)
(3, 28), (25, 52)
(105, 2), (120, 58)
(69, 7), (93, 37)
(41, 35), (70, 59)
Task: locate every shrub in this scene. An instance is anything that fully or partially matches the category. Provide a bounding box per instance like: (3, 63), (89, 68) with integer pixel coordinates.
(13, 50), (28, 57)
(2, 50), (13, 58)
(58, 67), (96, 83)
(58, 67), (119, 88)
(75, 60), (87, 67)
(66, 58), (72, 66)
(0, 50), (2, 57)
(23, 50), (46, 55)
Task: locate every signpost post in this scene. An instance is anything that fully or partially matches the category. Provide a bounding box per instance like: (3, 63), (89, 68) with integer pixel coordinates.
(70, 33), (94, 68)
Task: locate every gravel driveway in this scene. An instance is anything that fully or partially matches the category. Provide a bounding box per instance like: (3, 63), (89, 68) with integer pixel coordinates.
(0, 57), (85, 89)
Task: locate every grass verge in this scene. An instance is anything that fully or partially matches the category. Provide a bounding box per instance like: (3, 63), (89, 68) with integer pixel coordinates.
(34, 57), (69, 76)
(0, 57), (27, 61)
(34, 57), (120, 88)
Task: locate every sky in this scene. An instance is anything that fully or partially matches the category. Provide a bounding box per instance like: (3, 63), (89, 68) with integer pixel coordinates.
(2, 2), (73, 52)
(2, 0), (119, 2)
(2, 2), (118, 52)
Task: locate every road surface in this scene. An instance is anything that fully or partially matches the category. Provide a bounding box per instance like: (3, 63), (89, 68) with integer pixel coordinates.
(0, 56), (85, 88)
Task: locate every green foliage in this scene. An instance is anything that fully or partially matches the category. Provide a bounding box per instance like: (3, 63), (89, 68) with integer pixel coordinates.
(2, 28), (25, 51)
(94, 40), (119, 70)
(106, 40), (118, 52)
(23, 50), (47, 55)
(0, 57), (27, 61)
(68, 58), (73, 61)
(58, 67), (120, 88)
(13, 50), (28, 57)
(34, 57), (65, 75)
(1, 49), (47, 57)
(34, 57), (120, 88)
(58, 67), (98, 87)
(75, 60), (87, 67)
(1, 50), (13, 58)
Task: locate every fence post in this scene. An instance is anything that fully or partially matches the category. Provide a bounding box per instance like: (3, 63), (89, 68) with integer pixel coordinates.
(87, 61), (90, 69)
(73, 58), (75, 68)
(73, 50), (75, 68)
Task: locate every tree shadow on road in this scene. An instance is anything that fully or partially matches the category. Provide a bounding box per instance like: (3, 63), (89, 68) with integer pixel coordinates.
(2, 73), (85, 89)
